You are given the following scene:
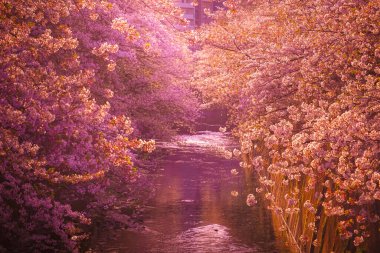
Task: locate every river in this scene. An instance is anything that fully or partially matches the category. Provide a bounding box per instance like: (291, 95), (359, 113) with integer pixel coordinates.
(92, 131), (283, 253)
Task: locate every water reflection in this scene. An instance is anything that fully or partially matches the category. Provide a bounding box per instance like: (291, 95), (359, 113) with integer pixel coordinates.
(174, 224), (255, 253)
(93, 131), (282, 253)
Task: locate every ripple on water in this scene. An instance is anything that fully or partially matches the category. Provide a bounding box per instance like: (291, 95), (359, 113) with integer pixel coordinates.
(171, 224), (258, 253)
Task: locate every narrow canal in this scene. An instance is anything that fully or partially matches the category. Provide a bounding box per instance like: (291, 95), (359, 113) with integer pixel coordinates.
(93, 131), (283, 252)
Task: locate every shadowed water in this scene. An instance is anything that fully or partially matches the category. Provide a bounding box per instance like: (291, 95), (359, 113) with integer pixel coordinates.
(93, 131), (282, 253)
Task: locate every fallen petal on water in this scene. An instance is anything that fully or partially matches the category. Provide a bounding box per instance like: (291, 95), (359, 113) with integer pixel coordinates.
(231, 191), (239, 197)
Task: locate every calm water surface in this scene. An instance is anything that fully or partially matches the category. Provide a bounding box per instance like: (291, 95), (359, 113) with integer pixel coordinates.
(93, 131), (283, 253)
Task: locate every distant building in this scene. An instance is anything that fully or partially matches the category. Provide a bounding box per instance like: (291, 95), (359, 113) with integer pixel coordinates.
(174, 0), (223, 29)
(194, 0), (220, 27)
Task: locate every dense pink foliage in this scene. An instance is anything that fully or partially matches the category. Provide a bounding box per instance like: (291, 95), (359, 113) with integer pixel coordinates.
(194, 0), (379, 251)
(65, 0), (198, 138)
(0, 0), (195, 251)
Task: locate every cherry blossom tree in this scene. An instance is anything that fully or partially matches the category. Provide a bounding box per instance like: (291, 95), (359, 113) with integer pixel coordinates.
(65, 0), (199, 138)
(194, 0), (380, 252)
(0, 0), (193, 251)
